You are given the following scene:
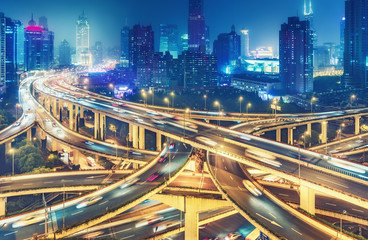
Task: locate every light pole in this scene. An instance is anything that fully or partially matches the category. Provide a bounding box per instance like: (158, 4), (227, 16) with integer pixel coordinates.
(239, 96), (243, 114)
(164, 97), (169, 109)
(148, 89), (154, 105)
(339, 123), (345, 142)
(350, 94), (356, 108)
(141, 90), (147, 106)
(214, 101), (220, 126)
(340, 210), (347, 234)
(246, 103), (252, 122)
(203, 94), (207, 111)
(184, 108), (190, 137)
(9, 149), (14, 175)
(170, 92), (175, 108)
(310, 97), (317, 113)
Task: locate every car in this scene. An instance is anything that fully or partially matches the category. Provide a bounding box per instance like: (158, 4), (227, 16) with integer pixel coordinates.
(12, 214), (45, 228)
(153, 220), (181, 233)
(76, 196), (103, 209)
(242, 180), (262, 197)
(158, 157), (167, 163)
(226, 232), (242, 240)
(195, 136), (218, 146)
(146, 172), (161, 182)
(168, 143), (175, 150)
(84, 141), (94, 146)
(131, 151), (142, 156)
(136, 215), (163, 228)
(120, 178), (139, 189)
(13, 121), (21, 127)
(52, 123), (57, 127)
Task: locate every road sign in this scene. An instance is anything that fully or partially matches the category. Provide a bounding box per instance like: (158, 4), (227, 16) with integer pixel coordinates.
(259, 232), (270, 240)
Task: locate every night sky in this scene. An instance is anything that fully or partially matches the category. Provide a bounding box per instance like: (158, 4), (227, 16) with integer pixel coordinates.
(1, 0), (344, 53)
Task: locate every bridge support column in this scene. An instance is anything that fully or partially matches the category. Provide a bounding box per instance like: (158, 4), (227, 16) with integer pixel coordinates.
(5, 141), (12, 155)
(51, 139), (58, 152)
(52, 98), (57, 117)
(287, 128), (293, 145)
(99, 114), (106, 141)
(129, 124), (133, 142)
(79, 107), (85, 127)
(321, 121), (328, 144)
(300, 185), (315, 215)
(41, 131), (47, 150)
(307, 123), (312, 136)
(58, 100), (63, 122)
(276, 128), (281, 142)
(133, 163), (139, 169)
(27, 128), (32, 141)
(0, 197), (6, 217)
(68, 104), (74, 131)
(139, 127), (145, 150)
(156, 133), (162, 151)
(72, 149), (80, 165)
(355, 116), (361, 135)
(205, 119), (210, 124)
(94, 112), (99, 139)
(132, 125), (139, 149)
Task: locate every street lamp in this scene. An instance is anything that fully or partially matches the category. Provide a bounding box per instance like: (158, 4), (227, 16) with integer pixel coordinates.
(9, 149), (14, 176)
(350, 94), (356, 108)
(340, 210), (347, 234)
(214, 101), (220, 126)
(246, 103), (252, 122)
(310, 97), (317, 113)
(203, 94), (207, 111)
(141, 91), (147, 106)
(164, 97), (169, 109)
(170, 92), (175, 108)
(340, 123), (345, 142)
(148, 89), (154, 105)
(239, 96), (243, 114)
(184, 108), (190, 137)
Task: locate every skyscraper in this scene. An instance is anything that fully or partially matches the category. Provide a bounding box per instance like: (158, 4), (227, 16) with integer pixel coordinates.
(240, 29), (250, 58)
(188, 0), (206, 51)
(120, 26), (130, 66)
(76, 11), (90, 65)
(159, 24), (179, 58)
(59, 39), (71, 66)
(24, 15), (54, 71)
(39, 16), (48, 30)
(213, 25), (241, 73)
(0, 13), (6, 95)
(304, 0), (317, 45)
(279, 17), (313, 93)
(93, 41), (103, 65)
(129, 24), (154, 70)
(343, 0), (368, 88)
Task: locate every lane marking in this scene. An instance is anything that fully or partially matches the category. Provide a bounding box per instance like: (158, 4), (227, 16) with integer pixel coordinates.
(316, 177), (349, 189)
(22, 183), (32, 186)
(71, 210), (83, 216)
(229, 176), (233, 180)
(326, 203), (336, 207)
(121, 235), (135, 240)
(291, 228), (303, 236)
(44, 181), (54, 184)
(278, 193), (289, 197)
(4, 231), (17, 236)
(98, 200), (108, 206)
(269, 213), (277, 219)
(352, 208), (364, 213)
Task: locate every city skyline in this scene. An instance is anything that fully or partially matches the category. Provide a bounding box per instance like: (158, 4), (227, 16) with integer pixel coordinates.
(0, 0), (344, 52)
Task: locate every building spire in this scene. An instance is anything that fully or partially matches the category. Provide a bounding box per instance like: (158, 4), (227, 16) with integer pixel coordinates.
(304, 0), (313, 16)
(28, 13), (36, 26)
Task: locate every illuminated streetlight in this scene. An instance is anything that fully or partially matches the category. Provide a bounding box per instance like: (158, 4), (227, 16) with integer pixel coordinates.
(246, 103), (252, 122)
(310, 97), (317, 113)
(148, 88), (154, 105)
(203, 94), (207, 111)
(9, 148), (14, 176)
(214, 101), (221, 125)
(142, 91), (147, 106)
(164, 97), (170, 109)
(239, 96), (244, 114)
(350, 94), (356, 108)
(170, 92), (175, 108)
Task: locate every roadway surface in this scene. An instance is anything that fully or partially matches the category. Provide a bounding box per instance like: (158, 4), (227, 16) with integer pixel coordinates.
(0, 141), (192, 239)
(207, 152), (331, 240)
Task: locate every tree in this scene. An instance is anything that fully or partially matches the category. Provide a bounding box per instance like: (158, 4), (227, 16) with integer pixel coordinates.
(15, 141), (45, 173)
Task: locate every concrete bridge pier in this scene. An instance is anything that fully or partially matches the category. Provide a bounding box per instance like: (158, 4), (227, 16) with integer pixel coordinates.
(68, 104), (74, 131)
(93, 112), (106, 141)
(132, 125), (139, 149)
(355, 116), (361, 135)
(129, 124), (133, 142)
(139, 127), (145, 150)
(321, 121), (328, 144)
(287, 128), (293, 145)
(0, 197), (6, 217)
(276, 128), (281, 142)
(79, 106), (85, 127)
(300, 185), (315, 215)
(156, 132), (162, 151)
(27, 128), (32, 141)
(307, 123), (311, 136)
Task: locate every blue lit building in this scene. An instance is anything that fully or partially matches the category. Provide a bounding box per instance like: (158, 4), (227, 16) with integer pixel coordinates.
(159, 24), (179, 58)
(188, 0), (206, 52)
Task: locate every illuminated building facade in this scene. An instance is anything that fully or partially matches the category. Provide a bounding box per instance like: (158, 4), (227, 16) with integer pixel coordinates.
(0, 13), (5, 95)
(76, 11), (90, 65)
(251, 47), (274, 59)
(279, 17), (313, 93)
(241, 29), (250, 58)
(59, 39), (71, 66)
(120, 26), (130, 67)
(188, 0), (206, 51)
(24, 15), (54, 71)
(343, 0), (368, 88)
(159, 24), (179, 58)
(213, 25), (241, 73)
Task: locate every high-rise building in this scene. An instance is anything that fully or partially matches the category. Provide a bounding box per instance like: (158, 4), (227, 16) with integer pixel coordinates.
(120, 26), (130, 66)
(39, 16), (48, 30)
(76, 11), (90, 65)
(159, 24), (179, 58)
(0, 13), (6, 95)
(213, 25), (241, 73)
(279, 17), (313, 93)
(188, 0), (206, 51)
(180, 34), (189, 53)
(24, 15), (54, 71)
(343, 0), (368, 88)
(304, 0), (317, 45)
(92, 41), (103, 65)
(59, 39), (71, 66)
(129, 24), (154, 70)
(240, 29), (250, 58)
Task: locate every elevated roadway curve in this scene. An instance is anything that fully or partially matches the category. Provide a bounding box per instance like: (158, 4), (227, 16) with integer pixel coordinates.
(36, 75), (368, 207)
(0, 140), (193, 239)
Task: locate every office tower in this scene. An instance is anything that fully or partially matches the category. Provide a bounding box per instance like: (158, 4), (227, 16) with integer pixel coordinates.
(0, 13), (5, 95)
(241, 29), (250, 58)
(304, 0), (317, 45)
(251, 47), (274, 59)
(205, 25), (210, 53)
(39, 16), (48, 30)
(188, 0), (206, 51)
(76, 11), (90, 65)
(343, 0), (368, 88)
(24, 15), (54, 71)
(92, 41), (103, 65)
(279, 17), (313, 93)
(120, 26), (130, 66)
(339, 17), (345, 63)
(180, 34), (189, 53)
(213, 25), (241, 73)
(159, 24), (179, 58)
(59, 39), (71, 66)
(129, 24), (154, 70)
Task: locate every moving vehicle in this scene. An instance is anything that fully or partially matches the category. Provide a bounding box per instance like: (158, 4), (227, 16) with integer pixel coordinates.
(120, 178), (139, 189)
(12, 214), (45, 228)
(14, 121), (21, 127)
(146, 172), (161, 182)
(76, 196), (103, 209)
(242, 180), (262, 197)
(86, 157), (96, 167)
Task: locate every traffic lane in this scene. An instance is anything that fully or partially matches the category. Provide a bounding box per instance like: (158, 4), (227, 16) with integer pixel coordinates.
(169, 175), (217, 190)
(0, 173), (128, 192)
(198, 131), (368, 202)
(265, 186), (368, 219)
(208, 153), (331, 240)
(0, 142), (192, 240)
